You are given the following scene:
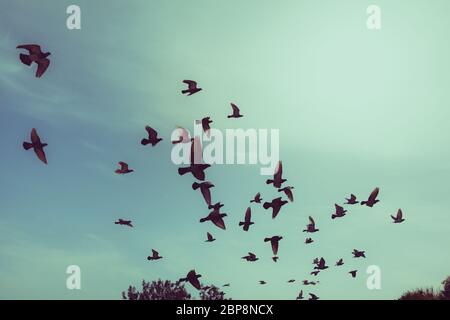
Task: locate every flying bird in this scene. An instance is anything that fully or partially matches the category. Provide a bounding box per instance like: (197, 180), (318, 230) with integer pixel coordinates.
(208, 202), (224, 210)
(305, 238), (314, 244)
(287, 279), (296, 283)
(263, 197), (288, 219)
(349, 270), (358, 278)
(227, 103), (243, 118)
(259, 281), (266, 285)
(114, 219), (133, 227)
(242, 252), (258, 262)
(250, 192), (262, 204)
(303, 216), (319, 233)
(239, 207), (254, 231)
(17, 44), (51, 78)
(192, 181), (214, 206)
(314, 258), (329, 270)
(303, 280), (318, 286)
(200, 208), (227, 230)
(345, 194), (359, 205)
(335, 258), (344, 266)
(309, 293), (320, 300)
(205, 232), (216, 242)
(179, 270), (202, 290)
(296, 290), (304, 300)
(141, 126), (163, 146)
(278, 186), (294, 202)
(264, 236), (283, 255)
(23, 128), (48, 164)
(147, 249), (162, 261)
(332, 204), (347, 219)
(115, 162), (134, 174)
(223, 283), (230, 287)
(182, 80), (202, 96)
(391, 209), (405, 223)
(172, 126), (190, 144)
(196, 117), (213, 138)
(310, 271), (320, 277)
(352, 249), (366, 258)
(266, 161), (286, 188)
(178, 137), (211, 181)
(361, 187), (380, 207)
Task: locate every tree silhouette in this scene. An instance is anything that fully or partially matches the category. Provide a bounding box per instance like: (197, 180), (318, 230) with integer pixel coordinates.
(122, 279), (229, 300)
(399, 275), (450, 300)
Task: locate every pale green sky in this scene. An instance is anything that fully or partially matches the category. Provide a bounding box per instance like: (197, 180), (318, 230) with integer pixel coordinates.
(0, 0), (449, 299)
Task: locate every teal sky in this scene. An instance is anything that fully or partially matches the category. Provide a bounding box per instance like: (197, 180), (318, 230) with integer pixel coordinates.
(1, 0), (450, 300)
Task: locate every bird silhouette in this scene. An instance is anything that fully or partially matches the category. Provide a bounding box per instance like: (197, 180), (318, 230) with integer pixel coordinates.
(115, 162), (134, 174)
(114, 219), (133, 227)
(242, 252), (258, 262)
(345, 194), (359, 205)
(182, 80), (202, 96)
(196, 117), (213, 137)
(391, 209), (405, 223)
(259, 281), (266, 285)
(200, 208), (227, 230)
(278, 186), (294, 202)
(310, 271), (320, 276)
(250, 192), (262, 204)
(223, 283), (230, 287)
(332, 204), (347, 219)
(23, 128), (48, 164)
(361, 187), (380, 207)
(287, 279), (296, 283)
(312, 258), (320, 265)
(172, 126), (190, 144)
(227, 103), (243, 118)
(141, 126), (162, 146)
(296, 290), (304, 300)
(205, 232), (216, 242)
(352, 249), (366, 258)
(147, 249), (162, 261)
(335, 258), (344, 266)
(263, 197), (288, 219)
(314, 258), (329, 270)
(309, 293), (320, 300)
(192, 181), (214, 207)
(178, 137), (210, 181)
(179, 270), (202, 290)
(264, 236), (283, 255)
(349, 270), (358, 278)
(208, 202), (224, 210)
(266, 161), (286, 188)
(302, 280), (318, 286)
(17, 44), (50, 78)
(305, 238), (314, 244)
(303, 216), (319, 233)
(239, 207), (254, 231)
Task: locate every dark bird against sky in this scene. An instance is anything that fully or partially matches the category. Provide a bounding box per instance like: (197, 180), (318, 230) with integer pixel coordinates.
(263, 197), (288, 219)
(115, 161), (134, 174)
(227, 103), (243, 118)
(239, 207), (254, 231)
(141, 126), (163, 146)
(182, 80), (202, 96)
(23, 128), (48, 164)
(17, 44), (51, 78)
(361, 187), (380, 207)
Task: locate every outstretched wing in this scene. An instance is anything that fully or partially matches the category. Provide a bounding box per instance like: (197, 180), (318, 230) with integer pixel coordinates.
(36, 58), (50, 78)
(151, 249), (159, 257)
(17, 44), (41, 54)
(30, 128), (41, 144)
(368, 187), (379, 202)
(309, 216), (315, 226)
(231, 103), (240, 115)
(271, 240), (279, 255)
(274, 161), (283, 180)
(183, 80), (197, 90)
(397, 209), (403, 219)
(245, 207), (251, 222)
(118, 161), (128, 170)
(145, 126), (158, 139)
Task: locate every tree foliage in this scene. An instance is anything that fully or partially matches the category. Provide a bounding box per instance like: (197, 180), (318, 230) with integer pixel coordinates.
(399, 276), (450, 300)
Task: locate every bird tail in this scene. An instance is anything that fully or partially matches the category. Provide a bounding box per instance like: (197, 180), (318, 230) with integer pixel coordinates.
(266, 179), (273, 185)
(199, 217), (207, 223)
(182, 89), (189, 94)
(250, 200), (255, 203)
(262, 202), (271, 210)
(178, 166), (191, 176)
(141, 138), (150, 146)
(23, 142), (33, 150)
(238, 222), (244, 226)
(192, 182), (200, 190)
(19, 54), (32, 66)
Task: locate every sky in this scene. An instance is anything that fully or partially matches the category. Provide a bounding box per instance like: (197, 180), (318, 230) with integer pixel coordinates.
(1, 0), (450, 300)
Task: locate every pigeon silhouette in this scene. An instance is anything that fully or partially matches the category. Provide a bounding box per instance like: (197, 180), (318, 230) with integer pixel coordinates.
(196, 117), (213, 137)
(303, 216), (319, 233)
(314, 258), (329, 270)
(179, 270), (202, 290)
(250, 192), (262, 204)
(223, 283), (230, 287)
(264, 236), (283, 255)
(208, 202), (224, 210)
(141, 126), (162, 146)
(278, 186), (294, 202)
(310, 271), (320, 277)
(205, 232), (216, 242)
(23, 128), (48, 164)
(17, 44), (51, 78)
(287, 279), (296, 283)
(266, 161), (286, 188)
(345, 194), (359, 205)
(361, 187), (380, 207)
(259, 281), (266, 285)
(332, 204), (347, 219)
(227, 103), (243, 118)
(349, 270), (358, 278)
(242, 252), (259, 262)
(296, 290), (304, 300)
(182, 80), (202, 96)
(115, 162), (134, 174)
(172, 126), (190, 144)
(200, 208), (227, 230)
(147, 249), (162, 261)
(335, 258), (344, 266)
(239, 207), (254, 231)
(192, 181), (214, 206)
(178, 137), (210, 181)
(305, 238), (314, 244)
(303, 280), (318, 286)
(309, 293), (320, 300)
(391, 209), (405, 223)
(263, 197), (288, 219)
(114, 219), (133, 227)
(352, 249), (366, 258)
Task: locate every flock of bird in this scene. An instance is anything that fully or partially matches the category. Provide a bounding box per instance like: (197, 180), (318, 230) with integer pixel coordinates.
(18, 44), (406, 300)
